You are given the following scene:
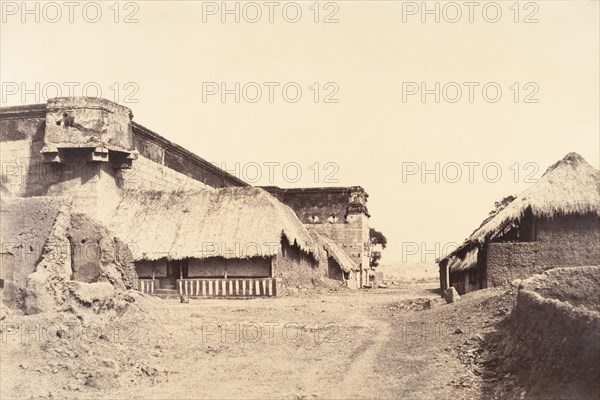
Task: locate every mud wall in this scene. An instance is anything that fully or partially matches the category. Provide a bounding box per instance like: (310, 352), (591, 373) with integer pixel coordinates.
(0, 196), (137, 313)
(0, 197), (68, 307)
(535, 214), (600, 243)
(502, 267), (600, 399)
(68, 213), (137, 290)
(520, 266), (600, 311)
(487, 214), (599, 286)
(274, 238), (324, 290)
(488, 240), (599, 287)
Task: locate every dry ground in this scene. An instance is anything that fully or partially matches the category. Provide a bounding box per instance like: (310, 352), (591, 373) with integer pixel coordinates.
(1, 281), (519, 400)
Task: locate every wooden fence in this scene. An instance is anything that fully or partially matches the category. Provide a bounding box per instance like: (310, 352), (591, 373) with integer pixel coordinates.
(177, 278), (276, 297)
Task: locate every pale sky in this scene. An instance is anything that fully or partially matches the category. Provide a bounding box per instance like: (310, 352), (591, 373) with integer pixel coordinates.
(1, 1), (598, 263)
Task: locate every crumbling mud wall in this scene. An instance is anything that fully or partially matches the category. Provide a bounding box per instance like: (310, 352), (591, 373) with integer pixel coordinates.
(68, 213), (137, 290)
(498, 266), (600, 399)
(21, 201), (73, 314)
(1, 197), (137, 315)
(0, 197), (68, 308)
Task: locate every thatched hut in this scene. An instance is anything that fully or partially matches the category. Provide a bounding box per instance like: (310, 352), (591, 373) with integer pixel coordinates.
(109, 187), (320, 297)
(438, 152), (600, 295)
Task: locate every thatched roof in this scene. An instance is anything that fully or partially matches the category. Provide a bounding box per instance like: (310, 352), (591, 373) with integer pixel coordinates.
(445, 247), (478, 272)
(109, 187), (318, 261)
(440, 152), (600, 271)
(309, 230), (358, 272)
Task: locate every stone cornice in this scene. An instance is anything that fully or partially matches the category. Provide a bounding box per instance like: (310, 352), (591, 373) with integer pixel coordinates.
(0, 104), (46, 120)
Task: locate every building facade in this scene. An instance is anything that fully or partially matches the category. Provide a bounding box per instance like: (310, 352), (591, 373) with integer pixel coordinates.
(264, 186), (371, 287)
(1, 97), (372, 296)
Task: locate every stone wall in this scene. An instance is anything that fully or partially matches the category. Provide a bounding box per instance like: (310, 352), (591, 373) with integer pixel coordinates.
(487, 214), (600, 286)
(0, 100), (245, 208)
(0, 108), (50, 197)
(43, 97), (134, 153)
(118, 155), (207, 191)
(309, 214), (369, 271)
(265, 187), (351, 223)
(264, 186), (371, 286)
(132, 123), (247, 188)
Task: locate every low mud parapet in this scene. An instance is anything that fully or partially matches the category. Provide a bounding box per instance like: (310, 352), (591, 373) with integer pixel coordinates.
(502, 266), (599, 399)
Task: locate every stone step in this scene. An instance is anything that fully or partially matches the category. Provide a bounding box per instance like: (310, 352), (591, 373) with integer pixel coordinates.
(155, 288), (178, 294)
(153, 293), (181, 300)
(160, 284), (176, 290)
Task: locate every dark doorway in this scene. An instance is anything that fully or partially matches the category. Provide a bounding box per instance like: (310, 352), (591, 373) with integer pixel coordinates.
(165, 259), (188, 287)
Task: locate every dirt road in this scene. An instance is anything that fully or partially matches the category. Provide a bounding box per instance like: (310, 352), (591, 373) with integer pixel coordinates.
(1, 282), (515, 399)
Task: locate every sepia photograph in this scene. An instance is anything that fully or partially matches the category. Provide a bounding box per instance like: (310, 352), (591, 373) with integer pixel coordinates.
(0, 1), (598, 399)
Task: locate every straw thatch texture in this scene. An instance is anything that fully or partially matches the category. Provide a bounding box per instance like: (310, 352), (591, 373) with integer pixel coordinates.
(441, 153), (600, 271)
(309, 230), (358, 273)
(109, 187), (318, 261)
(446, 247), (478, 272)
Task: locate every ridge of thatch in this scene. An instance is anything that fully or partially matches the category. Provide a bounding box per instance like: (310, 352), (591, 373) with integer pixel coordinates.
(309, 230), (359, 272)
(109, 187), (318, 261)
(440, 152), (600, 271)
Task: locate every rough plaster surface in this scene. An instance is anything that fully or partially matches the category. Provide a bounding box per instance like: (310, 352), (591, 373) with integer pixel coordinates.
(274, 240), (330, 294)
(498, 266), (600, 399)
(487, 215), (600, 287)
(44, 97), (134, 152)
(23, 202), (73, 314)
(0, 197), (68, 308)
(1, 197), (137, 315)
(68, 213), (137, 291)
(0, 117), (48, 197)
